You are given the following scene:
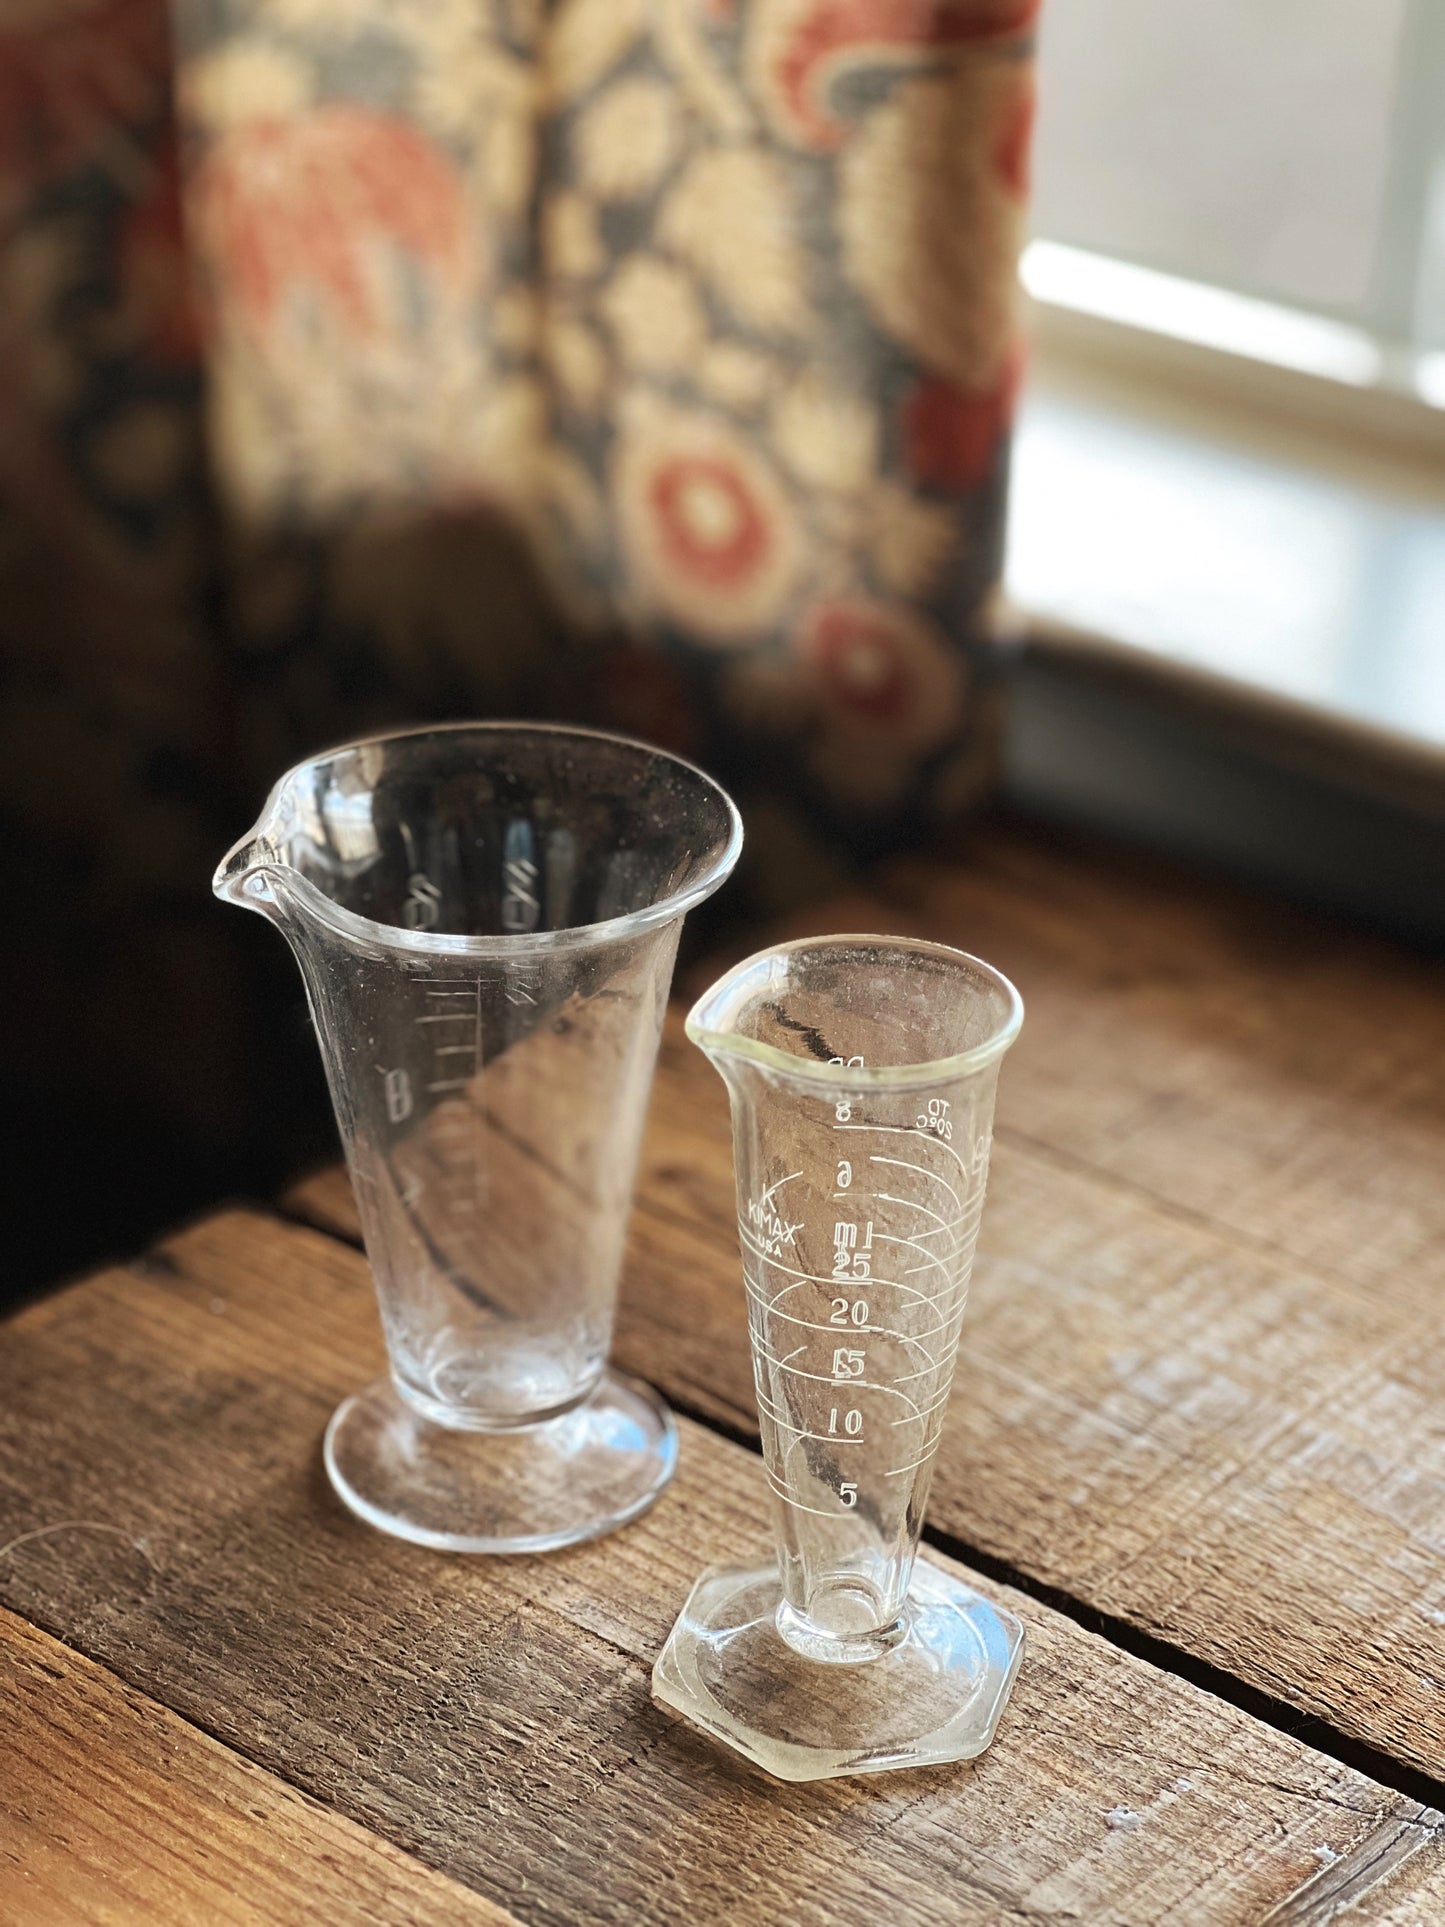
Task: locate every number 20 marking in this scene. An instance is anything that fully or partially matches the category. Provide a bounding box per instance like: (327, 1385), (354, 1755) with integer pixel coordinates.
(830, 1298), (869, 1326)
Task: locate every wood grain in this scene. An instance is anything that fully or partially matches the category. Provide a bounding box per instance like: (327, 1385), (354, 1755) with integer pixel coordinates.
(0, 1605), (513, 1926)
(290, 991), (1445, 1784)
(0, 1208), (1442, 1927)
(882, 829), (1445, 1308)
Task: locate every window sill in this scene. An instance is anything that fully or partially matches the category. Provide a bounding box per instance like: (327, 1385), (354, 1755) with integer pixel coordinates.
(1000, 341), (1445, 940)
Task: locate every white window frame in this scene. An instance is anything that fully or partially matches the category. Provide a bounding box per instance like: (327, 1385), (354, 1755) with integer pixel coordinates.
(1023, 0), (1445, 458)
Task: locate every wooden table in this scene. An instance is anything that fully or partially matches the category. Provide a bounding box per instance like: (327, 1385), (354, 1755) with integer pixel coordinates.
(4, 826), (1444, 1924)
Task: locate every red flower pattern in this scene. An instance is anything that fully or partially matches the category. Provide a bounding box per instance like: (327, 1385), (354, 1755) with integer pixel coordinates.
(994, 73), (1036, 197)
(766, 0), (1041, 149)
(803, 598), (912, 721)
(615, 405), (804, 642)
(649, 456), (771, 590)
(789, 595), (967, 811)
(194, 106), (473, 343)
(903, 346), (1023, 491)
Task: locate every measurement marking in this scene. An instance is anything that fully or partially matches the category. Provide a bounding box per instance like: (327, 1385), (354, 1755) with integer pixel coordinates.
(755, 1413), (867, 1446)
(765, 1474), (860, 1520)
(742, 1274), (919, 1342)
(753, 1353), (928, 1415)
(877, 1190), (958, 1236)
(871, 1231), (953, 1273)
(759, 1171), (804, 1205)
(892, 1382), (954, 1426)
(753, 1340), (807, 1371)
(834, 1121), (971, 1182)
(902, 1215), (981, 1269)
(883, 1442), (945, 1480)
(434, 1044), (476, 1056)
(416, 1012), (473, 1024)
(870, 1154), (962, 1212)
(754, 1388), (793, 1430)
(737, 1226), (928, 1300)
(891, 1351), (955, 1383)
(744, 1262), (933, 1315)
(886, 1196), (979, 1239)
(426, 1079), (471, 1093)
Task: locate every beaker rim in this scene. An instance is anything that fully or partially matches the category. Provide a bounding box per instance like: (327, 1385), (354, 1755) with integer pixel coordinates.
(218, 719), (744, 955)
(686, 934), (1024, 1089)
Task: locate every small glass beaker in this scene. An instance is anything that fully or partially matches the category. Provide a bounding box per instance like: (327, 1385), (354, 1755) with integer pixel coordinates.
(654, 935), (1024, 1779)
(215, 722), (742, 1553)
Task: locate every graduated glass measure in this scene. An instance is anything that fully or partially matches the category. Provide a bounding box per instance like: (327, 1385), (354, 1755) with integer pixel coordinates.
(214, 722), (741, 1555)
(654, 935), (1024, 1780)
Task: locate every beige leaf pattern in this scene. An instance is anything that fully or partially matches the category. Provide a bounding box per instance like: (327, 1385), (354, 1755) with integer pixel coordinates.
(771, 374), (879, 495)
(598, 256), (708, 373)
(654, 0), (754, 136)
(183, 44), (313, 127)
(867, 480), (960, 599)
(541, 0), (647, 108)
(697, 341), (780, 415)
(659, 146), (811, 336)
(574, 78), (681, 202)
(545, 310), (611, 415)
(839, 64), (1026, 391)
(414, 42), (536, 220)
(543, 189), (605, 281)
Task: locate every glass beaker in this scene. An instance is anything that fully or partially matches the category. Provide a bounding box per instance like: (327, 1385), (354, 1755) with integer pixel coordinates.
(214, 722), (742, 1553)
(653, 935), (1024, 1779)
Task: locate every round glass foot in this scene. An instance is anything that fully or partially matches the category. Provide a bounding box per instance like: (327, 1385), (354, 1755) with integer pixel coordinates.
(652, 1561), (1024, 1781)
(324, 1370), (677, 1554)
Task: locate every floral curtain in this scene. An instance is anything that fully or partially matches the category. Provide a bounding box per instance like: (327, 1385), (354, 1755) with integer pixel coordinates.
(0, 0), (1038, 1215)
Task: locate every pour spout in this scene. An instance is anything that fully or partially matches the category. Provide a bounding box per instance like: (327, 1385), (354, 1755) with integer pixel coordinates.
(684, 950), (790, 1072)
(212, 823), (292, 919)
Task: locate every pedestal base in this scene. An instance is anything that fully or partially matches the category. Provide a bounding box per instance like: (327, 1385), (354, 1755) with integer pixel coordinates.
(324, 1370), (676, 1554)
(652, 1561), (1024, 1781)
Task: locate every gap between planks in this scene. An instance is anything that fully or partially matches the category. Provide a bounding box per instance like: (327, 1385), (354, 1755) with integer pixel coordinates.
(0, 1605), (516, 1927)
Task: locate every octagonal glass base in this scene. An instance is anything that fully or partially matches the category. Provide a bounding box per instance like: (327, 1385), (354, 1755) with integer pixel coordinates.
(652, 1560), (1024, 1782)
(324, 1369), (677, 1554)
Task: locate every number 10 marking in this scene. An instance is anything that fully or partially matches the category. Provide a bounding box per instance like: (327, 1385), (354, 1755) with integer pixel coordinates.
(828, 1407), (863, 1437)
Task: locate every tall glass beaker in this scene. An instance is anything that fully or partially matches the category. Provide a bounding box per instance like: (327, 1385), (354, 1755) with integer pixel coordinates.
(215, 722), (742, 1552)
(654, 935), (1023, 1778)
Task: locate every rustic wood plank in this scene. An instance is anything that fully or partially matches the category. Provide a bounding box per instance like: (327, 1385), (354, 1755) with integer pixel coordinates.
(881, 828), (1445, 1308)
(0, 1604), (513, 1926)
(288, 996), (1445, 1784)
(1, 1209), (1443, 1927)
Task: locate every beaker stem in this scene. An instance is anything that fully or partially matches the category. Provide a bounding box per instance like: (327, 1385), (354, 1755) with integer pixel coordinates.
(774, 1590), (911, 1666)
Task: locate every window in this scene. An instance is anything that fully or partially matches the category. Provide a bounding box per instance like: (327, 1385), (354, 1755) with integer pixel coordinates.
(1025, 0), (1445, 402)
(1006, 0), (1445, 793)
